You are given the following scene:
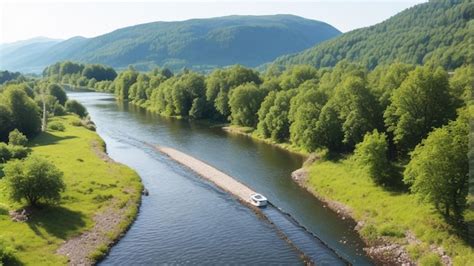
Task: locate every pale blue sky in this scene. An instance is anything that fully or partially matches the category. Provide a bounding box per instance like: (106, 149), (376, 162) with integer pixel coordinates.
(0, 0), (426, 44)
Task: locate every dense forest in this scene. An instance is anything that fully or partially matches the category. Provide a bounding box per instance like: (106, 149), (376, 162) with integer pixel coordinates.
(0, 15), (340, 73)
(270, 0), (473, 70)
(41, 59), (472, 226)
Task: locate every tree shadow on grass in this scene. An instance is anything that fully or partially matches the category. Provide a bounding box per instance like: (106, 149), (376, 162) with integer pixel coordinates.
(27, 206), (86, 240)
(29, 132), (77, 147)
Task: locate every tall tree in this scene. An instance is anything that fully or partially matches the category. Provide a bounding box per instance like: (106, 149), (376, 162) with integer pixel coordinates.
(384, 66), (457, 153)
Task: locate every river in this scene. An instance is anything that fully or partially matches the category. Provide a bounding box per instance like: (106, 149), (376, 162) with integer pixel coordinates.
(69, 92), (372, 265)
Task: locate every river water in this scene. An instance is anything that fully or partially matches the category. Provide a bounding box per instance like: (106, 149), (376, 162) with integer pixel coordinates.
(69, 92), (372, 265)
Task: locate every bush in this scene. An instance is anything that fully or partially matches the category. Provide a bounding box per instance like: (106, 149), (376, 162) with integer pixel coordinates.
(354, 130), (389, 184)
(4, 156), (65, 207)
(8, 129), (27, 146)
(0, 143), (10, 163)
(47, 121), (65, 132)
(65, 100), (88, 118)
(0, 239), (16, 265)
(419, 253), (442, 266)
(53, 102), (66, 116)
(7, 145), (29, 160)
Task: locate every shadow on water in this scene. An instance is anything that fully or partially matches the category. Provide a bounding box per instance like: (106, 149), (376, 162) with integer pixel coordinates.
(27, 206), (86, 240)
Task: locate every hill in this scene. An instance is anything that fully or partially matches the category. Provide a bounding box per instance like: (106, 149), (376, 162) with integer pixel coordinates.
(0, 15), (340, 73)
(270, 0), (472, 70)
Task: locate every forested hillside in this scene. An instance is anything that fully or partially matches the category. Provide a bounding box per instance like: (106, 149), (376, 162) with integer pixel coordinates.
(0, 15), (340, 73)
(270, 0), (473, 70)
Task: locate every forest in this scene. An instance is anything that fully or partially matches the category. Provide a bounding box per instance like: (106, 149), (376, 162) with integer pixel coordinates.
(271, 0), (472, 70)
(41, 59), (472, 227)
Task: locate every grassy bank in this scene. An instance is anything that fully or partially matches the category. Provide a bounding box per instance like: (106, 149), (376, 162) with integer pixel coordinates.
(305, 159), (474, 265)
(222, 125), (309, 157)
(0, 115), (142, 265)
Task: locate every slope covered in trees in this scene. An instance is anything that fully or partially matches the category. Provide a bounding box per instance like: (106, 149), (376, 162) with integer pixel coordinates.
(43, 59), (472, 263)
(0, 15), (340, 73)
(270, 0), (473, 70)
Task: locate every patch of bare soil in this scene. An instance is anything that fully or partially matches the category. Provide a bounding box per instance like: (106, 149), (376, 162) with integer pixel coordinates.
(91, 140), (113, 163)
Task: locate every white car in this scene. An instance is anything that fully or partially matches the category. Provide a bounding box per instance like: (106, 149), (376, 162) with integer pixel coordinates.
(250, 193), (268, 207)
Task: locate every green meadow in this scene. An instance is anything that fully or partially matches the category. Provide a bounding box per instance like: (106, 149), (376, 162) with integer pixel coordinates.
(0, 115), (142, 265)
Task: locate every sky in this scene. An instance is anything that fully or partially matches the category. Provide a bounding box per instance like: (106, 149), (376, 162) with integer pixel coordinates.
(0, 0), (427, 44)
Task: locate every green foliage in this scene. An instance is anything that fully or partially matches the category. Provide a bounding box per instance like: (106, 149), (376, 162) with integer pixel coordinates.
(229, 82), (267, 127)
(332, 75), (382, 147)
(10, 15), (340, 73)
(47, 121), (65, 132)
(0, 70), (22, 84)
(449, 64), (473, 106)
(404, 116), (468, 219)
(272, 1), (472, 70)
(419, 253), (443, 266)
(4, 155), (65, 207)
(206, 65), (261, 119)
(288, 81), (328, 151)
(65, 100), (88, 118)
(384, 66), (456, 153)
(8, 129), (28, 146)
(7, 145), (29, 160)
(354, 130), (390, 184)
(256, 89), (297, 142)
(1, 85), (41, 138)
(47, 83), (67, 105)
(0, 143), (10, 163)
(82, 64), (117, 81)
(0, 238), (16, 265)
(114, 69), (138, 100)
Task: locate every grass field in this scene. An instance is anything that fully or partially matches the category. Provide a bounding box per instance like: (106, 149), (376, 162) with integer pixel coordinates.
(0, 115), (142, 265)
(305, 158), (474, 265)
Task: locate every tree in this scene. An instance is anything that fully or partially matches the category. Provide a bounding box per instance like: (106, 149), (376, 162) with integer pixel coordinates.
(404, 116), (468, 219)
(354, 130), (390, 184)
(114, 69), (138, 100)
(229, 83), (267, 127)
(8, 129), (27, 146)
(4, 156), (65, 207)
(384, 66), (457, 153)
(2, 85), (41, 137)
(278, 65), (319, 90)
(65, 100), (88, 118)
(257, 89), (297, 142)
(332, 75), (382, 148)
(288, 81), (328, 151)
(0, 104), (13, 142)
(0, 143), (10, 163)
(47, 83), (68, 105)
(82, 64), (117, 81)
(206, 65), (261, 119)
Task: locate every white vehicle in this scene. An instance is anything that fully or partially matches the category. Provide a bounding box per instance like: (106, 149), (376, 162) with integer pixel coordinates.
(250, 193), (268, 207)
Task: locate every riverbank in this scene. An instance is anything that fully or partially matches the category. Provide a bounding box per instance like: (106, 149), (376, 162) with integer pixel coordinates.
(296, 160), (474, 265)
(221, 124), (474, 265)
(222, 125), (309, 158)
(0, 115), (142, 265)
(156, 146), (346, 265)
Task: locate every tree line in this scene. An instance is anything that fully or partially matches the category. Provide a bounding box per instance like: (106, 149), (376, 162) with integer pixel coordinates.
(42, 60), (472, 222)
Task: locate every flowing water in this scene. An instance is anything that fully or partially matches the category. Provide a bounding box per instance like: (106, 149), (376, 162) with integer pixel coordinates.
(69, 92), (373, 265)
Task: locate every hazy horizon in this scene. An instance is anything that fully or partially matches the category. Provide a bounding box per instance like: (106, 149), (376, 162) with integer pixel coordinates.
(0, 0), (426, 44)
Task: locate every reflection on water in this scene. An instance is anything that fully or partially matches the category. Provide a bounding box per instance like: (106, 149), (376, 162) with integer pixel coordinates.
(69, 92), (372, 265)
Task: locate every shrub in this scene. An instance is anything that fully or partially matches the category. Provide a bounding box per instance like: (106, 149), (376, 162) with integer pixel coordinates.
(0, 143), (10, 163)
(65, 100), (88, 118)
(354, 130), (389, 184)
(8, 129), (27, 146)
(0, 239), (16, 265)
(47, 121), (65, 132)
(419, 253), (442, 266)
(53, 102), (66, 116)
(7, 145), (29, 160)
(4, 156), (65, 207)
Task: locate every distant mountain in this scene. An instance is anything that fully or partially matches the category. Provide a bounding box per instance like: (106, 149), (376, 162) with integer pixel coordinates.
(0, 15), (341, 73)
(0, 37), (63, 73)
(270, 0), (472, 70)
